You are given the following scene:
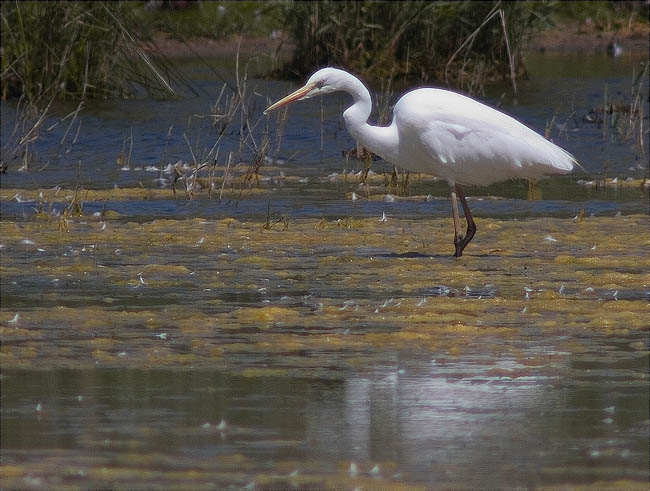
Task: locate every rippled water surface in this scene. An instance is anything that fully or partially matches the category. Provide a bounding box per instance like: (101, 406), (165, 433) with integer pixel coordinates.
(1, 51), (649, 489)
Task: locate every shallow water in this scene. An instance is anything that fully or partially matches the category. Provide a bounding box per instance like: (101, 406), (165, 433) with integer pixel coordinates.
(1, 52), (648, 191)
(1, 213), (649, 488)
(2, 356), (648, 489)
(1, 51), (649, 489)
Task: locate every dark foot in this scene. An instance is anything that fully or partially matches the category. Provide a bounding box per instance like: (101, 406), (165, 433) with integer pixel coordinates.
(454, 235), (464, 257)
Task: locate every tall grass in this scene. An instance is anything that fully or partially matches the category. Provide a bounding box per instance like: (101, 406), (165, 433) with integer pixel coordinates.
(1, 1), (191, 102)
(279, 0), (553, 91)
(602, 63), (648, 156)
(551, 0), (647, 31)
(144, 1), (285, 40)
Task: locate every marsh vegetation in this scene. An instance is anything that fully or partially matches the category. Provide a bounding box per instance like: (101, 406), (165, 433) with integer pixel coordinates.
(1, 2), (649, 489)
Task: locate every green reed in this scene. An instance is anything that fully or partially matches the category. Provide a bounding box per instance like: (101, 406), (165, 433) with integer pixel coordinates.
(278, 0), (553, 92)
(1, 1), (190, 102)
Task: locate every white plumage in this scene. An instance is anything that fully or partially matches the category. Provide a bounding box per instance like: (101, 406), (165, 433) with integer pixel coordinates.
(265, 67), (578, 256)
(391, 88), (576, 185)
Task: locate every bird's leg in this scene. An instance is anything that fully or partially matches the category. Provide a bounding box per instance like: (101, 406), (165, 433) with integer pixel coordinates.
(455, 184), (477, 255)
(449, 187), (464, 257)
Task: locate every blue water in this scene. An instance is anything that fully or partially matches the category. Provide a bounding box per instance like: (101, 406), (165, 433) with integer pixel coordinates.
(1, 53), (648, 205)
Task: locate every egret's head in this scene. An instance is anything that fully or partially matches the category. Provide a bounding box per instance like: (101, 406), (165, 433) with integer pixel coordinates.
(264, 67), (349, 114)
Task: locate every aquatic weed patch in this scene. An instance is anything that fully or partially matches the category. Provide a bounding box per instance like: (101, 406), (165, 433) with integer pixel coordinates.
(1, 212), (648, 371)
(1, 211), (648, 490)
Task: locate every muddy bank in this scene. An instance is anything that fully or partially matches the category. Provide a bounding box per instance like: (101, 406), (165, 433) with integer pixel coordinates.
(151, 22), (648, 62)
(529, 21), (649, 55)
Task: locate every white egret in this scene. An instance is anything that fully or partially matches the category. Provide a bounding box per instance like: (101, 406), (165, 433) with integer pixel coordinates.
(265, 67), (578, 257)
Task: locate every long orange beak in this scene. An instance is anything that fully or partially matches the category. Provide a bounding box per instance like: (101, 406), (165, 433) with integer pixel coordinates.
(264, 83), (317, 114)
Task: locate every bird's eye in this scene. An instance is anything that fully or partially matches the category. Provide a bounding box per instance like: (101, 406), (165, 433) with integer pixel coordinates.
(316, 81), (325, 89)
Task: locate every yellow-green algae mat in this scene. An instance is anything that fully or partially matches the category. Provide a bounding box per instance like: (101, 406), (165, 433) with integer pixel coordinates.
(1, 212), (648, 371)
(1, 212), (648, 369)
(1, 207), (649, 490)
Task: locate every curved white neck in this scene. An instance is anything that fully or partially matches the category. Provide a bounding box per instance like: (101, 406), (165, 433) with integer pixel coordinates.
(339, 73), (399, 162)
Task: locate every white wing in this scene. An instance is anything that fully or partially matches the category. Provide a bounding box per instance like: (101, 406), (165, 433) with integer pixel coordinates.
(393, 88), (577, 186)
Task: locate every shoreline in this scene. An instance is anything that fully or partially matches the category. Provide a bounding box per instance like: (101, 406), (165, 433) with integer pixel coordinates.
(528, 21), (648, 55)
(151, 23), (648, 61)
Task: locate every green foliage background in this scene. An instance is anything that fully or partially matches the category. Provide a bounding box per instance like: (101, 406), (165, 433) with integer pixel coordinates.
(1, 1), (646, 101)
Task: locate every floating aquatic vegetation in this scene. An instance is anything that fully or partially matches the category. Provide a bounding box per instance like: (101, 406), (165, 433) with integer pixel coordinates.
(0, 211), (647, 370)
